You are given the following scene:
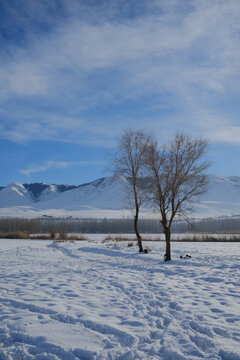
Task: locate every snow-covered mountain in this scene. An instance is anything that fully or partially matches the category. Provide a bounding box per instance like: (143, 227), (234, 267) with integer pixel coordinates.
(0, 175), (240, 218)
(0, 183), (33, 207)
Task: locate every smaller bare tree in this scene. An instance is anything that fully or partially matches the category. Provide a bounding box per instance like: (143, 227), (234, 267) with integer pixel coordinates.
(146, 133), (209, 261)
(112, 129), (151, 252)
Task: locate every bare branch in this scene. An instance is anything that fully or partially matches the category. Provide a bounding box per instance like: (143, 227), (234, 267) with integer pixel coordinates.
(145, 132), (209, 261)
(111, 128), (152, 252)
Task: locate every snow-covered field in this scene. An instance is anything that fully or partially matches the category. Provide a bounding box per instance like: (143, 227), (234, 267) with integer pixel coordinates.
(0, 238), (240, 360)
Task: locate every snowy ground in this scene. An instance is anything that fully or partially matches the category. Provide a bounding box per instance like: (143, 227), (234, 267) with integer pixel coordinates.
(0, 238), (240, 360)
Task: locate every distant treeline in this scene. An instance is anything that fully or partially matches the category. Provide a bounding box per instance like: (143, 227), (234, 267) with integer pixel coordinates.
(175, 217), (240, 233)
(0, 217), (240, 234)
(0, 218), (162, 234)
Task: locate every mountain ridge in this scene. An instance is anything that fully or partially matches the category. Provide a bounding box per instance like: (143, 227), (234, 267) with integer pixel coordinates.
(0, 175), (240, 219)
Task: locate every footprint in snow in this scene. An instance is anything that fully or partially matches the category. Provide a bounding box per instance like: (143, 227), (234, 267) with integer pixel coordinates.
(213, 327), (231, 338)
(190, 334), (214, 352)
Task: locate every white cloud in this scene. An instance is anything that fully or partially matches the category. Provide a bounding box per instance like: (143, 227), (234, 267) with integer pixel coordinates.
(0, 112), (120, 147)
(209, 126), (240, 145)
(19, 160), (104, 177)
(0, 0), (240, 144)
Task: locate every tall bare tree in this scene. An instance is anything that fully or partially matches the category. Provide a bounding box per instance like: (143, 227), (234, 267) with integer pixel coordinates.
(112, 129), (151, 252)
(146, 133), (209, 261)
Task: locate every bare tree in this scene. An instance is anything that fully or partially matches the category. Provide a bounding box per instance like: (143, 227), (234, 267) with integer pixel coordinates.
(112, 129), (151, 252)
(146, 133), (209, 261)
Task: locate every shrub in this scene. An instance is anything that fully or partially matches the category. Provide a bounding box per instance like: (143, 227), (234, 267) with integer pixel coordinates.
(0, 231), (28, 239)
(30, 234), (52, 240)
(49, 230), (56, 240)
(103, 235), (134, 243)
(59, 229), (67, 240)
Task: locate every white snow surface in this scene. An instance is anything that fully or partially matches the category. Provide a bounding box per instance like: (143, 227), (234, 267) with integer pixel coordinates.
(0, 237), (240, 359)
(1, 174), (240, 218)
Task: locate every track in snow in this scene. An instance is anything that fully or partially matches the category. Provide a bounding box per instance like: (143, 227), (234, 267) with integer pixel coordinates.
(0, 239), (240, 359)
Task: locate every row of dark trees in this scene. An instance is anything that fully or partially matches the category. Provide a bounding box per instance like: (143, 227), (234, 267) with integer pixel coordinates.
(0, 217), (160, 234)
(1, 217), (240, 234)
(112, 129), (209, 260)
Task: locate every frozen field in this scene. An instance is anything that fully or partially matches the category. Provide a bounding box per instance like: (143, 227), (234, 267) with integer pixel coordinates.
(0, 237), (240, 360)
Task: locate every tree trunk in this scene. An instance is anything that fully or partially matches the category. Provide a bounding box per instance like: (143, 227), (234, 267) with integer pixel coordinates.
(134, 203), (143, 252)
(164, 227), (171, 261)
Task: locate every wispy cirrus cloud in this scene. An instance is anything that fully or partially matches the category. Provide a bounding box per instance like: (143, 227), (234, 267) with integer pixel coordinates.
(19, 160), (104, 177)
(0, 0), (240, 145)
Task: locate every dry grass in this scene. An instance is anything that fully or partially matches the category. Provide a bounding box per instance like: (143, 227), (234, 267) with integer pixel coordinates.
(102, 234), (113, 243)
(102, 235), (135, 243)
(30, 234), (53, 240)
(54, 233), (88, 242)
(102, 236), (152, 253)
(74, 233), (88, 241)
(0, 231), (29, 239)
(0, 231), (88, 242)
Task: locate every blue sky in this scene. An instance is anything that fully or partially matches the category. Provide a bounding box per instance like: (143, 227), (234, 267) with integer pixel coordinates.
(1, 0), (240, 186)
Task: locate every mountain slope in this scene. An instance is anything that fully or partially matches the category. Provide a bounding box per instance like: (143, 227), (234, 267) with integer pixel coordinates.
(0, 175), (240, 218)
(0, 183), (32, 207)
(193, 175), (240, 217)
